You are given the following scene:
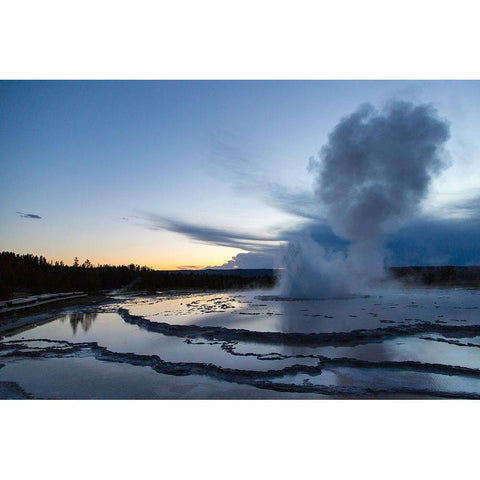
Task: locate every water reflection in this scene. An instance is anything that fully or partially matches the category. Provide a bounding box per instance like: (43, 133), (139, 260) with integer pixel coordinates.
(59, 312), (98, 335)
(4, 290), (480, 398)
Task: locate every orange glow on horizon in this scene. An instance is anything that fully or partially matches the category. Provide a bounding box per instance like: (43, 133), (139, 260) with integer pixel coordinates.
(1, 247), (242, 271)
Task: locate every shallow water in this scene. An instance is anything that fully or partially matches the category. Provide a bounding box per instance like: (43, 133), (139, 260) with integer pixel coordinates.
(1, 287), (480, 399)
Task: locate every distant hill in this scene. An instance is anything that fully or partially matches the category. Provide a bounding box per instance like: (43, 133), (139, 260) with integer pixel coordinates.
(177, 268), (276, 277)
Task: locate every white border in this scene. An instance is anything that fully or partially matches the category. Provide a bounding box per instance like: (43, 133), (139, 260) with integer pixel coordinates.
(1, 2), (479, 478)
(1, 400), (479, 480)
(1, 0), (480, 79)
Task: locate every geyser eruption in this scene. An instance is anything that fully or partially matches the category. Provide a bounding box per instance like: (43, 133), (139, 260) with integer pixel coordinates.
(282, 101), (450, 298)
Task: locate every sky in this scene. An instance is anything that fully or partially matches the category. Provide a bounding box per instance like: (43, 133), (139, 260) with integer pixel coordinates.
(1, 80), (480, 269)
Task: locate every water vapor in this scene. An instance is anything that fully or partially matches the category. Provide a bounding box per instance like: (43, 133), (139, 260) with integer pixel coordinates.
(282, 101), (450, 297)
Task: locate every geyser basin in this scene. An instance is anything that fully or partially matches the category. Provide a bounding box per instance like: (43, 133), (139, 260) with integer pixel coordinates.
(1, 288), (480, 399)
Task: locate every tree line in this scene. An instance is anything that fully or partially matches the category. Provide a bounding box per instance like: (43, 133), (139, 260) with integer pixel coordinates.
(2, 251), (479, 301)
(390, 265), (480, 286)
(0, 251), (276, 300)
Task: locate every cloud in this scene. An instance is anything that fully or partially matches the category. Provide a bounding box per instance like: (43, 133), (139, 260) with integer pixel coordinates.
(204, 223), (351, 269)
(299, 223), (349, 251)
(143, 205), (480, 269)
(17, 212), (42, 219)
(210, 132), (323, 221)
(213, 216), (480, 270)
(210, 252), (278, 269)
(385, 216), (480, 266)
(260, 183), (322, 220)
(145, 213), (283, 252)
(438, 195), (480, 219)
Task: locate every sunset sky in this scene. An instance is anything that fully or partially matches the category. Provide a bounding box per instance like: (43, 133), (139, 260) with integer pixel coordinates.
(1, 80), (480, 269)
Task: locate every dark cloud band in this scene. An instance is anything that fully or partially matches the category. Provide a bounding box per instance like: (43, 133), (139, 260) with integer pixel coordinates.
(16, 212), (42, 219)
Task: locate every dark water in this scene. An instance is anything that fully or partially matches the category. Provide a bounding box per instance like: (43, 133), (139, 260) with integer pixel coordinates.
(1, 288), (480, 399)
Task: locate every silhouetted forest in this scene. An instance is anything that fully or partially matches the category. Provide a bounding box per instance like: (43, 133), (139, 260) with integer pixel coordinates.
(390, 265), (480, 286)
(0, 252), (276, 300)
(2, 251), (480, 301)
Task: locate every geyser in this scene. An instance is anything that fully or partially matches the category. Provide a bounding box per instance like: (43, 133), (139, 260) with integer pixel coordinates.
(282, 101), (450, 298)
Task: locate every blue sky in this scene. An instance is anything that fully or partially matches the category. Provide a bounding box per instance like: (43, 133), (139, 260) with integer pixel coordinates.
(1, 80), (480, 268)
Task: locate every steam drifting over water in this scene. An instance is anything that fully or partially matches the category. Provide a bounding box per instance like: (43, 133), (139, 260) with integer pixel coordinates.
(282, 101), (450, 298)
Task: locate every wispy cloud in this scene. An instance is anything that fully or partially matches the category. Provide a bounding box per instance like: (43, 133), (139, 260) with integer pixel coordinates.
(210, 133), (323, 221)
(17, 211), (42, 219)
(145, 213), (284, 252)
(142, 210), (347, 269)
(261, 182), (322, 220)
(438, 194), (480, 219)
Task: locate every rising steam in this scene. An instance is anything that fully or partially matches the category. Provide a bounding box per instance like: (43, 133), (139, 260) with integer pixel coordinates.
(282, 101), (450, 298)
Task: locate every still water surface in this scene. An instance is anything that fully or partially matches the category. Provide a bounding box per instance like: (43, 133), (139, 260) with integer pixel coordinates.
(1, 288), (480, 398)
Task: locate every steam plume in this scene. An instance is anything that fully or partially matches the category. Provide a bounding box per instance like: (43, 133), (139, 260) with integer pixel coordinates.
(282, 101), (450, 297)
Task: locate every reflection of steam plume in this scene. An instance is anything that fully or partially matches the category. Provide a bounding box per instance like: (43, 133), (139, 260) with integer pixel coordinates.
(282, 101), (450, 298)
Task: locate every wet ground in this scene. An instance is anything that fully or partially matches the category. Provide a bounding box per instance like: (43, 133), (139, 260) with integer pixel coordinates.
(1, 287), (480, 399)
